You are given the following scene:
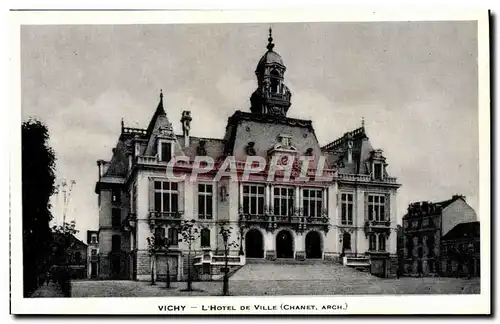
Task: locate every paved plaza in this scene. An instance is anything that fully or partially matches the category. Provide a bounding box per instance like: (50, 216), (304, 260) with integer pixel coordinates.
(67, 264), (479, 297)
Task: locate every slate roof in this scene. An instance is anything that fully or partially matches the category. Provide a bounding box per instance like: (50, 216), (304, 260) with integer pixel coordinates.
(442, 221), (480, 241)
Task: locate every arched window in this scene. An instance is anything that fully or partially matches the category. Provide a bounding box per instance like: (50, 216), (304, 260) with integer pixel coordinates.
(201, 228), (211, 248)
(270, 70), (280, 93)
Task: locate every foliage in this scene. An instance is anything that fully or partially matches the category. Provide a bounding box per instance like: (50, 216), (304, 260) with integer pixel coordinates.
(219, 222), (240, 296)
(179, 219), (200, 291)
(22, 118), (56, 297)
(50, 220), (79, 266)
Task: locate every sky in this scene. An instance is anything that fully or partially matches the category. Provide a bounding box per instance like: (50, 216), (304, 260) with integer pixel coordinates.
(21, 22), (479, 241)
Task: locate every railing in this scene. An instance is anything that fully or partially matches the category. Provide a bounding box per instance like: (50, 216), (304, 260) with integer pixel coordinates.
(136, 155), (160, 165)
(149, 211), (183, 220)
(338, 173), (397, 184)
(122, 127), (147, 136)
(338, 173), (372, 182)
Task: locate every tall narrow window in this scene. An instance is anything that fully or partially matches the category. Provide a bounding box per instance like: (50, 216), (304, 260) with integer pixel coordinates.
(378, 234), (386, 251)
(153, 181), (179, 215)
(341, 193), (354, 225)
(159, 142), (172, 162)
(198, 184), (213, 219)
(168, 227), (179, 246)
(303, 188), (323, 218)
(112, 235), (121, 252)
(112, 188), (121, 204)
(273, 186), (295, 217)
(91, 234), (97, 244)
(367, 194), (386, 221)
(201, 228), (211, 248)
(369, 234), (377, 251)
(130, 183), (137, 214)
(112, 208), (121, 227)
(373, 163), (383, 180)
(242, 184), (265, 215)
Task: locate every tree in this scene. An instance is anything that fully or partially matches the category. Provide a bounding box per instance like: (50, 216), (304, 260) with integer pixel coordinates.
(50, 220), (79, 297)
(22, 119), (56, 297)
(219, 222), (240, 296)
(179, 219), (200, 291)
(146, 236), (158, 285)
(147, 226), (176, 288)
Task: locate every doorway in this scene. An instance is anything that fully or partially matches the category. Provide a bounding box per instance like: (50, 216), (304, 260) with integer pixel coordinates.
(305, 231), (322, 259)
(276, 230), (294, 258)
(245, 229), (264, 258)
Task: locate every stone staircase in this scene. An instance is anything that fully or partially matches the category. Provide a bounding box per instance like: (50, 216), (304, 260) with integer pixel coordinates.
(230, 260), (377, 282)
(343, 256), (371, 272)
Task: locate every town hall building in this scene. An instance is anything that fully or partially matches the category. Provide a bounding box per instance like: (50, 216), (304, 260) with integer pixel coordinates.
(95, 30), (401, 281)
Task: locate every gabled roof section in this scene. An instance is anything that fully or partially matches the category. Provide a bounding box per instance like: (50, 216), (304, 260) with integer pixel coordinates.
(442, 221), (480, 241)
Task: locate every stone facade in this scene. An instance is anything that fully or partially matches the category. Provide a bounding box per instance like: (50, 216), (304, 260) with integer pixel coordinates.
(402, 195), (477, 277)
(94, 30), (401, 281)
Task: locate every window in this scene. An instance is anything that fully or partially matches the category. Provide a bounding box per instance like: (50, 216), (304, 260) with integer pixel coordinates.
(198, 184), (213, 219)
(91, 249), (97, 256)
(111, 188), (121, 204)
(112, 235), (121, 252)
(154, 227), (166, 247)
(242, 184), (265, 215)
(201, 228), (211, 248)
(303, 188), (323, 218)
(130, 183), (137, 214)
(91, 234), (97, 244)
(74, 252), (82, 264)
(159, 141), (172, 162)
(341, 193), (354, 225)
(373, 163), (383, 180)
(378, 234), (386, 251)
(270, 69), (280, 93)
(154, 181), (179, 214)
(273, 187), (295, 217)
(369, 234), (377, 250)
(368, 195), (385, 221)
(168, 227), (179, 246)
(112, 208), (121, 227)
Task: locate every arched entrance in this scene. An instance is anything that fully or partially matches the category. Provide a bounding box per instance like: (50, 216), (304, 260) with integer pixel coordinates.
(305, 231), (322, 259)
(276, 230), (294, 258)
(245, 229), (264, 258)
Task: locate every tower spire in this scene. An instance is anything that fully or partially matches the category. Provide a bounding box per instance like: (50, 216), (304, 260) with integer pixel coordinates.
(156, 89), (165, 115)
(266, 26), (275, 51)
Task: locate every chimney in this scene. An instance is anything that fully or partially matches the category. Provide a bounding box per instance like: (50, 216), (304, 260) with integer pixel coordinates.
(181, 111), (192, 148)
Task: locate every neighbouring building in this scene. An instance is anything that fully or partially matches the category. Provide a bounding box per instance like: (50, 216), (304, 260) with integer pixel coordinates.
(402, 195), (477, 277)
(87, 230), (99, 279)
(440, 221), (480, 278)
(52, 233), (88, 279)
(95, 30), (401, 281)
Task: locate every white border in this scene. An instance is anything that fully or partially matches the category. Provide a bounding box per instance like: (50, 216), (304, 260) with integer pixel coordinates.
(9, 9), (491, 315)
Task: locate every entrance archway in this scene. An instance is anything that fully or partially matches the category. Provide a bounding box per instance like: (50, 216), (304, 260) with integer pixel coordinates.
(305, 231), (322, 259)
(276, 230), (294, 258)
(245, 229), (264, 258)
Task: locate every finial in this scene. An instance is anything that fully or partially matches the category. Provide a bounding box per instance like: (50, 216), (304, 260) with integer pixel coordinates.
(121, 118), (124, 130)
(267, 26), (275, 51)
(160, 89), (163, 100)
(361, 117), (365, 128)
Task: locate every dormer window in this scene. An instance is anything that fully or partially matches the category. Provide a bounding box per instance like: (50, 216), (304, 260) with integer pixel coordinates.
(374, 163), (383, 180)
(158, 140), (173, 162)
(91, 234), (98, 244)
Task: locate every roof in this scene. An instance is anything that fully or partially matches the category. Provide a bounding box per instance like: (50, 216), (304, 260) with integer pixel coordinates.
(256, 50), (285, 71)
(222, 110), (321, 160)
(434, 195), (466, 209)
(53, 233), (88, 248)
(442, 221), (480, 241)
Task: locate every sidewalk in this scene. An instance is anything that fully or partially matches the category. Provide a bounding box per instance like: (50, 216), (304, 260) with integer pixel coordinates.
(30, 282), (65, 297)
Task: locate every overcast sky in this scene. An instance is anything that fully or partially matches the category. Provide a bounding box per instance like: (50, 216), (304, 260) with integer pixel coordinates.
(21, 22), (478, 241)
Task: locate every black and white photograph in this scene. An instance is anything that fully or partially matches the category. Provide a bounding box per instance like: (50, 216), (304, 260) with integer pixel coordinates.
(10, 9), (490, 315)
